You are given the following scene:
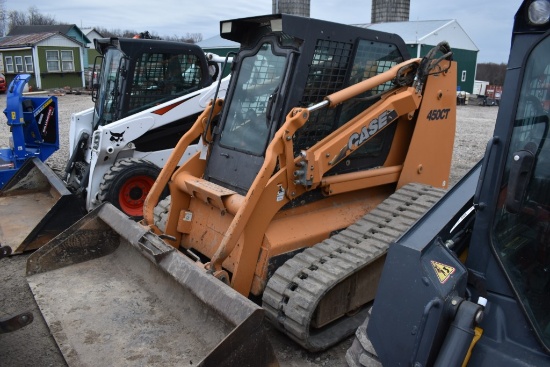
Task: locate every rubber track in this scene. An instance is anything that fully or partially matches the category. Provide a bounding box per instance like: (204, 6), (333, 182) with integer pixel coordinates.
(262, 183), (446, 351)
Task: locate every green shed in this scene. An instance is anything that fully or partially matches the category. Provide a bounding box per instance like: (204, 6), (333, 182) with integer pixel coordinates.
(0, 32), (86, 90)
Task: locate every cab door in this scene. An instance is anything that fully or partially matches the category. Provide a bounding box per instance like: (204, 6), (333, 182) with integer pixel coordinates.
(492, 33), (550, 351)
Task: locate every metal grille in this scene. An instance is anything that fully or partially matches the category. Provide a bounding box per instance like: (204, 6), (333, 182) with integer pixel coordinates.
(294, 39), (404, 155)
(294, 40), (353, 153)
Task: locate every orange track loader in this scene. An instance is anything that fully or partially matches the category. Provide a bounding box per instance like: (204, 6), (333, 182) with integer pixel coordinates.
(27, 14), (457, 365)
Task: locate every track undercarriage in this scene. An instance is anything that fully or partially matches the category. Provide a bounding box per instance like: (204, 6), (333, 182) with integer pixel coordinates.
(263, 183), (446, 351)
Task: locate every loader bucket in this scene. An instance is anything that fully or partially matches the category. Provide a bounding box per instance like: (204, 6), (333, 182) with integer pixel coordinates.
(0, 157), (84, 254)
(26, 203), (278, 367)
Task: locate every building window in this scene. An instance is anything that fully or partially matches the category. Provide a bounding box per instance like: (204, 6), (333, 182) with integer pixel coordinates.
(61, 50), (74, 71)
(461, 70), (467, 82)
(46, 50), (60, 72)
(24, 56), (33, 72)
(14, 56), (23, 73)
(5, 56), (13, 73)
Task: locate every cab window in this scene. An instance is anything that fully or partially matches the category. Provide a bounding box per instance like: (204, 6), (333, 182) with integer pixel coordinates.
(492, 35), (550, 349)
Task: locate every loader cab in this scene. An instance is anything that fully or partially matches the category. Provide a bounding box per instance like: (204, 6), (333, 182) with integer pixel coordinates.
(467, 0), (550, 357)
(91, 38), (214, 128)
(204, 14), (410, 195)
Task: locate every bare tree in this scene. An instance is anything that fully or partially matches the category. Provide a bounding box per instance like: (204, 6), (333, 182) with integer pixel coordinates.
(476, 63), (507, 85)
(0, 0), (6, 36)
(7, 6), (57, 33)
(28, 6), (56, 25)
(1, 5), (202, 43)
(185, 33), (202, 43)
(163, 32), (203, 43)
(7, 10), (25, 30)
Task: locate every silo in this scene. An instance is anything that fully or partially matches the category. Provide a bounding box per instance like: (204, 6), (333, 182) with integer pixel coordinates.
(371, 0), (410, 23)
(272, 0), (311, 17)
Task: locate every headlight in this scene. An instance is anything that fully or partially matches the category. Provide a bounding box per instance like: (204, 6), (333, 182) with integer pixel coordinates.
(528, 0), (550, 25)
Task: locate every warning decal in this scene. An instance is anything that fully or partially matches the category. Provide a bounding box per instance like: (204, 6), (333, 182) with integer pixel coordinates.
(431, 260), (455, 284)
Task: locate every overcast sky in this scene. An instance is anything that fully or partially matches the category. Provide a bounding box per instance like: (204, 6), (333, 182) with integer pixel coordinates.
(7, 0), (520, 63)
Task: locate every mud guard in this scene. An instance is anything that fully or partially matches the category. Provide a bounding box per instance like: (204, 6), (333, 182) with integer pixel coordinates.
(0, 158), (85, 254)
(26, 203), (279, 366)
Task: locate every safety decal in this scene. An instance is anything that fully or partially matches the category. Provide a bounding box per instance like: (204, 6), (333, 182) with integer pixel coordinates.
(33, 98), (53, 117)
(431, 260), (455, 284)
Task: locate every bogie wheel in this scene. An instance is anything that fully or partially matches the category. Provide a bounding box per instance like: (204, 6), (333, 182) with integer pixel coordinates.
(98, 158), (164, 219)
(153, 195), (171, 232)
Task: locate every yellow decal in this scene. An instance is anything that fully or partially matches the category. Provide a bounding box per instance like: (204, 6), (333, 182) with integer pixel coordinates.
(431, 260), (455, 284)
(11, 111), (16, 120)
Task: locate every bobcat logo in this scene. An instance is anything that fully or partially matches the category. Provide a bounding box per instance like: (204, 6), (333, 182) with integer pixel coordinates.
(110, 131), (125, 143)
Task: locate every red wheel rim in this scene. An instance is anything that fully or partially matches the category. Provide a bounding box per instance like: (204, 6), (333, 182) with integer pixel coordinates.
(118, 175), (155, 217)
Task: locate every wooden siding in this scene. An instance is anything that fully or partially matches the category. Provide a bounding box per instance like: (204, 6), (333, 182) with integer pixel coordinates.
(39, 72), (82, 89)
(37, 46), (83, 89)
(37, 34), (81, 47)
(1, 49), (37, 89)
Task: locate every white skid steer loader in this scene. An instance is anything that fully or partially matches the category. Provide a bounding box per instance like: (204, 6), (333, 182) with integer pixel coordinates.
(0, 36), (230, 253)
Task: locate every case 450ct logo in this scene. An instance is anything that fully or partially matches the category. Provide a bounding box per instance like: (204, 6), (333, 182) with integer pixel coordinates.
(426, 108), (451, 121)
(332, 109), (398, 165)
(347, 109), (399, 151)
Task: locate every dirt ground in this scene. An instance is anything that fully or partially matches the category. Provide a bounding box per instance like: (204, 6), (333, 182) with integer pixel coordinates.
(0, 93), (498, 367)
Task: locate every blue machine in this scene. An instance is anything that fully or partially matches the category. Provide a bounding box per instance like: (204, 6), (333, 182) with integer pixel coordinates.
(0, 74), (58, 188)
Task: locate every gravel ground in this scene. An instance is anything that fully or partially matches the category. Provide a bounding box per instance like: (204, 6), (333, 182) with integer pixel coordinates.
(0, 93), (498, 367)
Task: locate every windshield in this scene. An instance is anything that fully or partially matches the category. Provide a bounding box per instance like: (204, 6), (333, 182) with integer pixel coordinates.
(219, 43), (286, 155)
(492, 35), (550, 349)
(93, 48), (123, 127)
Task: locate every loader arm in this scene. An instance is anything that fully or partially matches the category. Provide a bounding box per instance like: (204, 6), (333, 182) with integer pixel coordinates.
(298, 87), (419, 188)
(205, 57), (450, 294)
(142, 98), (224, 226)
(301, 48), (454, 190)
